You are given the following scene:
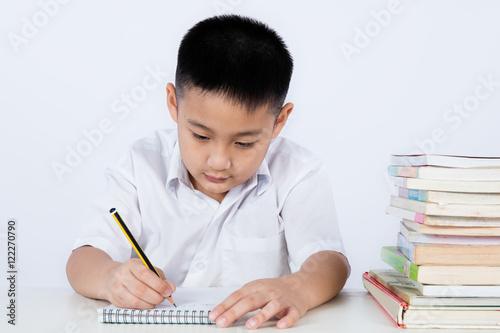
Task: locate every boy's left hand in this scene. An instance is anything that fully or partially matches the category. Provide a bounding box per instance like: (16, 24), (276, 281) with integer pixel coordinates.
(209, 276), (309, 330)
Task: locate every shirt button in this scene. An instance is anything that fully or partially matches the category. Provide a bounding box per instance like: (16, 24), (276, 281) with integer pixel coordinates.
(196, 262), (206, 270)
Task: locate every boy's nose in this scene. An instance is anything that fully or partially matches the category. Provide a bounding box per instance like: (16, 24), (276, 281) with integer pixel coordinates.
(207, 145), (231, 170)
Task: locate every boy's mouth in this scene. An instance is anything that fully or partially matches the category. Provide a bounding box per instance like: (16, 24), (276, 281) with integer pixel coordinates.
(204, 174), (229, 183)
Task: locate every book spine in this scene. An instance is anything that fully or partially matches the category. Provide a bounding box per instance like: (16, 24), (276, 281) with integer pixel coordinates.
(388, 166), (418, 178)
(386, 206), (425, 223)
(381, 247), (420, 282)
(362, 272), (407, 328)
(397, 233), (416, 263)
(398, 187), (428, 202)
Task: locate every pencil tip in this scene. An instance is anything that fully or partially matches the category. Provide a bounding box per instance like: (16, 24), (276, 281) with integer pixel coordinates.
(173, 303), (177, 307)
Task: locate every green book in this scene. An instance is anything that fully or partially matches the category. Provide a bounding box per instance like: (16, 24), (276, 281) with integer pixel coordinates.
(381, 246), (420, 282)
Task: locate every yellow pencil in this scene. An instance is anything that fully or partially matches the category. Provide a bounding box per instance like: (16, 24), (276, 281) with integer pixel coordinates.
(109, 208), (176, 307)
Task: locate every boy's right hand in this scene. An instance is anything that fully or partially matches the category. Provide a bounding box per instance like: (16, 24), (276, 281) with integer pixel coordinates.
(103, 258), (176, 309)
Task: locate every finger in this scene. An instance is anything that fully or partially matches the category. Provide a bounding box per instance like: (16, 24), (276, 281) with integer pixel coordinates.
(122, 265), (168, 305)
(276, 307), (302, 329)
(214, 293), (265, 328)
(108, 283), (156, 309)
(274, 308), (287, 319)
(155, 266), (166, 280)
(209, 289), (246, 322)
(246, 299), (284, 330)
(154, 267), (177, 294)
(117, 292), (157, 309)
(130, 261), (173, 297)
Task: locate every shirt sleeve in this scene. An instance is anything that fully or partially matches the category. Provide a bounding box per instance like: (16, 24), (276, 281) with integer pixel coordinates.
(72, 150), (142, 263)
(280, 159), (350, 276)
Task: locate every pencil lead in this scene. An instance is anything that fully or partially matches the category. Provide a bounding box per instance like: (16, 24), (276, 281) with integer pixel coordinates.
(174, 303), (177, 307)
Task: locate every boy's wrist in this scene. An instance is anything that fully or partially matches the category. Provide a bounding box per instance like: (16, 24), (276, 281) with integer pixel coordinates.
(98, 261), (121, 302)
(279, 271), (313, 311)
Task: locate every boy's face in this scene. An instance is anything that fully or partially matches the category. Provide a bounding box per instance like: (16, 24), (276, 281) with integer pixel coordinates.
(166, 84), (292, 203)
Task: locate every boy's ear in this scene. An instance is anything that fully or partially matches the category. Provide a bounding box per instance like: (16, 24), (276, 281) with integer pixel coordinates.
(166, 83), (178, 123)
(272, 103), (294, 139)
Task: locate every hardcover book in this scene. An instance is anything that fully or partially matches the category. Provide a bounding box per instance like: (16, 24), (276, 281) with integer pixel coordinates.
(363, 272), (500, 329)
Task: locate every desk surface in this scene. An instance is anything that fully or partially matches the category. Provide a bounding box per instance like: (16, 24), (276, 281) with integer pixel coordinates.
(3, 288), (500, 333)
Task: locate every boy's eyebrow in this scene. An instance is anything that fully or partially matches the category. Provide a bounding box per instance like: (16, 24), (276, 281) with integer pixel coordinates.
(187, 119), (213, 133)
(187, 119), (263, 137)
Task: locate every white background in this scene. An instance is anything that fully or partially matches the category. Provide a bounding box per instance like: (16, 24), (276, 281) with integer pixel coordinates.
(1, 0), (500, 292)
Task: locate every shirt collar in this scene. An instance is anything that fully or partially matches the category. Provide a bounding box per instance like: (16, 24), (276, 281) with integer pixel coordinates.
(255, 158), (272, 195)
(165, 140), (273, 199)
(165, 141), (191, 199)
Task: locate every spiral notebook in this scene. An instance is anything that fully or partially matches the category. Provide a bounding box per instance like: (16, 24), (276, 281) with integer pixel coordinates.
(98, 287), (235, 324)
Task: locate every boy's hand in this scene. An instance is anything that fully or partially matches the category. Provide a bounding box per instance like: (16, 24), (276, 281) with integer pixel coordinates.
(209, 276), (309, 329)
(103, 258), (176, 309)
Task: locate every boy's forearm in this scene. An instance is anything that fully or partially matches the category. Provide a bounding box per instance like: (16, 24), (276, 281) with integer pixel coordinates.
(291, 250), (349, 310)
(66, 246), (119, 300)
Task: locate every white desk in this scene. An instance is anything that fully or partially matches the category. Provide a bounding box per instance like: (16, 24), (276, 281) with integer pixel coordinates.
(3, 288), (500, 333)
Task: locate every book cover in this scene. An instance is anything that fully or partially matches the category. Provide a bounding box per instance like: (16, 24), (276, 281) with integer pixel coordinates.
(386, 205), (500, 227)
(402, 219), (500, 237)
(391, 195), (500, 218)
(390, 154), (500, 168)
(397, 187), (500, 205)
(369, 269), (500, 306)
(400, 222), (500, 245)
(397, 232), (500, 266)
(392, 176), (500, 193)
(381, 246), (500, 285)
(388, 165), (500, 181)
(363, 272), (500, 329)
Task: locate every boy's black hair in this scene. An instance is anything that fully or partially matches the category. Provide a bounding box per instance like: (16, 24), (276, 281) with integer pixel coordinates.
(175, 15), (293, 115)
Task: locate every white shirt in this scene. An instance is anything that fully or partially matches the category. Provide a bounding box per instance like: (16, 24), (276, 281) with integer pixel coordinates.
(73, 129), (347, 287)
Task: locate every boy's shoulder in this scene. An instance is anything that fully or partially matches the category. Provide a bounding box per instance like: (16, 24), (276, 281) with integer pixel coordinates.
(111, 129), (178, 176)
(128, 128), (177, 155)
(266, 136), (322, 168)
(265, 137), (325, 184)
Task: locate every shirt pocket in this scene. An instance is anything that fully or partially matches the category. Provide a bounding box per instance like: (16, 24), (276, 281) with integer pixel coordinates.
(221, 230), (290, 286)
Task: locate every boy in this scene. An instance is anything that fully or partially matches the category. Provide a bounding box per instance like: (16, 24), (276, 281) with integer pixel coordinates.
(66, 15), (349, 329)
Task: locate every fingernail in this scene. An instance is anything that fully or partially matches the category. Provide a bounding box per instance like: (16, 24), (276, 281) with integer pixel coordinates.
(209, 310), (218, 321)
(162, 288), (172, 297)
(247, 318), (258, 329)
(278, 320), (288, 329)
(216, 317), (227, 327)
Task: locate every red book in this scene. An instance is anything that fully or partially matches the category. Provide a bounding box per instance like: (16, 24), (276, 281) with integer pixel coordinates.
(362, 272), (500, 329)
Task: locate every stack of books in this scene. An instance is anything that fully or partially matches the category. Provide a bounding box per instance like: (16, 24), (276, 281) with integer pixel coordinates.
(363, 154), (500, 329)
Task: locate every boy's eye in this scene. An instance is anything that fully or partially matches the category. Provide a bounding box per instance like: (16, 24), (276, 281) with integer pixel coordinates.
(235, 142), (254, 148)
(193, 133), (209, 141)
